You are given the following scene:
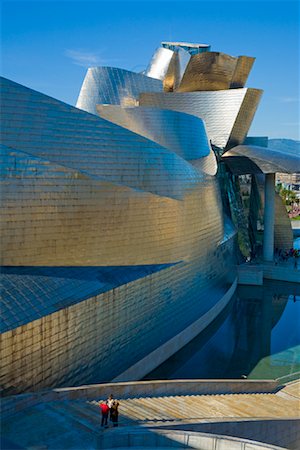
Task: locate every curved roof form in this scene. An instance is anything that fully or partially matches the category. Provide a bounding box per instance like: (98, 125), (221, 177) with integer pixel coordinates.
(96, 105), (217, 174)
(1, 77), (225, 267)
(145, 46), (190, 92)
(163, 47), (191, 92)
(139, 89), (262, 148)
(1, 77), (199, 200)
(177, 52), (255, 92)
(222, 145), (300, 174)
(144, 47), (174, 80)
(76, 67), (162, 115)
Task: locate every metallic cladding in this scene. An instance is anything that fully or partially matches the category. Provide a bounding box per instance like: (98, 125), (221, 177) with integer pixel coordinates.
(0, 78), (223, 266)
(223, 145), (300, 174)
(1, 142), (223, 266)
(145, 47), (174, 80)
(139, 89), (262, 148)
(76, 67), (162, 114)
(96, 105), (210, 160)
(177, 52), (255, 92)
(96, 105), (217, 175)
(0, 78), (200, 200)
(1, 236), (236, 392)
(178, 52), (237, 92)
(227, 89), (263, 148)
(1, 38), (259, 392)
(163, 48), (190, 92)
(230, 56), (255, 89)
(1, 264), (174, 333)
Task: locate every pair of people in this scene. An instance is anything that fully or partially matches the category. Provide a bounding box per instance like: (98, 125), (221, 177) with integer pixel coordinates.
(100, 394), (119, 428)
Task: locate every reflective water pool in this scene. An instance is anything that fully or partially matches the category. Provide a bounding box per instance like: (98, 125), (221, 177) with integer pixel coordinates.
(145, 279), (300, 381)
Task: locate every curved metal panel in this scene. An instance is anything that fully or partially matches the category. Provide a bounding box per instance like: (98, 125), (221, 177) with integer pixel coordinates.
(228, 89), (262, 147)
(0, 78), (224, 266)
(177, 52), (255, 92)
(163, 47), (190, 92)
(230, 56), (255, 89)
(178, 52), (238, 92)
(76, 67), (162, 115)
(1, 144), (223, 267)
(96, 105), (217, 175)
(96, 105), (210, 160)
(223, 145), (300, 174)
(139, 89), (262, 148)
(163, 51), (181, 92)
(144, 47), (174, 80)
(1, 77), (200, 200)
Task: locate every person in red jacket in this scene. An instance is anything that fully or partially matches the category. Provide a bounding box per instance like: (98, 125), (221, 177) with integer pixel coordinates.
(99, 401), (110, 427)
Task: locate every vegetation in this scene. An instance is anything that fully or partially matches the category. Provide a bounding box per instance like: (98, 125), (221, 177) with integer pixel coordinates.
(276, 183), (298, 206)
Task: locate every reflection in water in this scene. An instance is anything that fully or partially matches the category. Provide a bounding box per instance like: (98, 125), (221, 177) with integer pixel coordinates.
(145, 280), (300, 380)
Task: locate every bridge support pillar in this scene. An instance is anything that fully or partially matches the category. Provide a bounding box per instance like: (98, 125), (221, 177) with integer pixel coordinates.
(263, 173), (275, 262)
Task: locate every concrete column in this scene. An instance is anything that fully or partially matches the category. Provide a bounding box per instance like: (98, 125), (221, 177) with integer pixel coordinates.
(263, 173), (275, 262)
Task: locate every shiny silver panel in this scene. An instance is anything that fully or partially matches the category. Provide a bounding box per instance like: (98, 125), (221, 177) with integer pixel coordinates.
(0, 38), (243, 393)
(139, 89), (261, 148)
(144, 47), (174, 80)
(0, 77), (224, 266)
(96, 105), (216, 175)
(1, 77), (199, 200)
(96, 105), (207, 157)
(76, 67), (162, 115)
(163, 47), (190, 92)
(223, 145), (300, 174)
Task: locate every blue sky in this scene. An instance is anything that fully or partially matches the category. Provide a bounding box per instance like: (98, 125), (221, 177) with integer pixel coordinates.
(1, 0), (299, 139)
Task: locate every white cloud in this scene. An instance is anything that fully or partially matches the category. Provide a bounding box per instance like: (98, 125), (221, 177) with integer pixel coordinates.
(279, 96), (299, 103)
(65, 49), (103, 67)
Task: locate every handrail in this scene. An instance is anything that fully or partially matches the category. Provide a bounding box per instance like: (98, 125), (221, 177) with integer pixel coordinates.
(275, 372), (300, 384)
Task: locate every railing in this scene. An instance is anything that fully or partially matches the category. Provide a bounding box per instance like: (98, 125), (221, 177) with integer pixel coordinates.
(276, 371), (300, 384)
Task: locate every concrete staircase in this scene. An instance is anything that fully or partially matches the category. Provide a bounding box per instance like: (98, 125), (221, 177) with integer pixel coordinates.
(2, 381), (299, 449)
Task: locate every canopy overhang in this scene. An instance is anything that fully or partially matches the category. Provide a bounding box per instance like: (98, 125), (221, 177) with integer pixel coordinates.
(222, 145), (300, 175)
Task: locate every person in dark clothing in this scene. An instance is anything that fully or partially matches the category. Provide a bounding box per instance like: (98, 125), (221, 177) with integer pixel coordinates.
(110, 400), (120, 427)
(100, 401), (110, 427)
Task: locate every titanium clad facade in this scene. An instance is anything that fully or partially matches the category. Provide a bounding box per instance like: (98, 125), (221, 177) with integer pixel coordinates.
(223, 144), (300, 174)
(76, 67), (162, 114)
(163, 48), (191, 92)
(3, 38), (285, 394)
(230, 56), (255, 89)
(96, 105), (210, 160)
(139, 89), (262, 148)
(145, 47), (174, 79)
(1, 144), (222, 266)
(96, 105), (217, 175)
(227, 89), (263, 147)
(177, 52), (255, 92)
(1, 78), (223, 267)
(1, 235), (236, 392)
(1, 78), (199, 200)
